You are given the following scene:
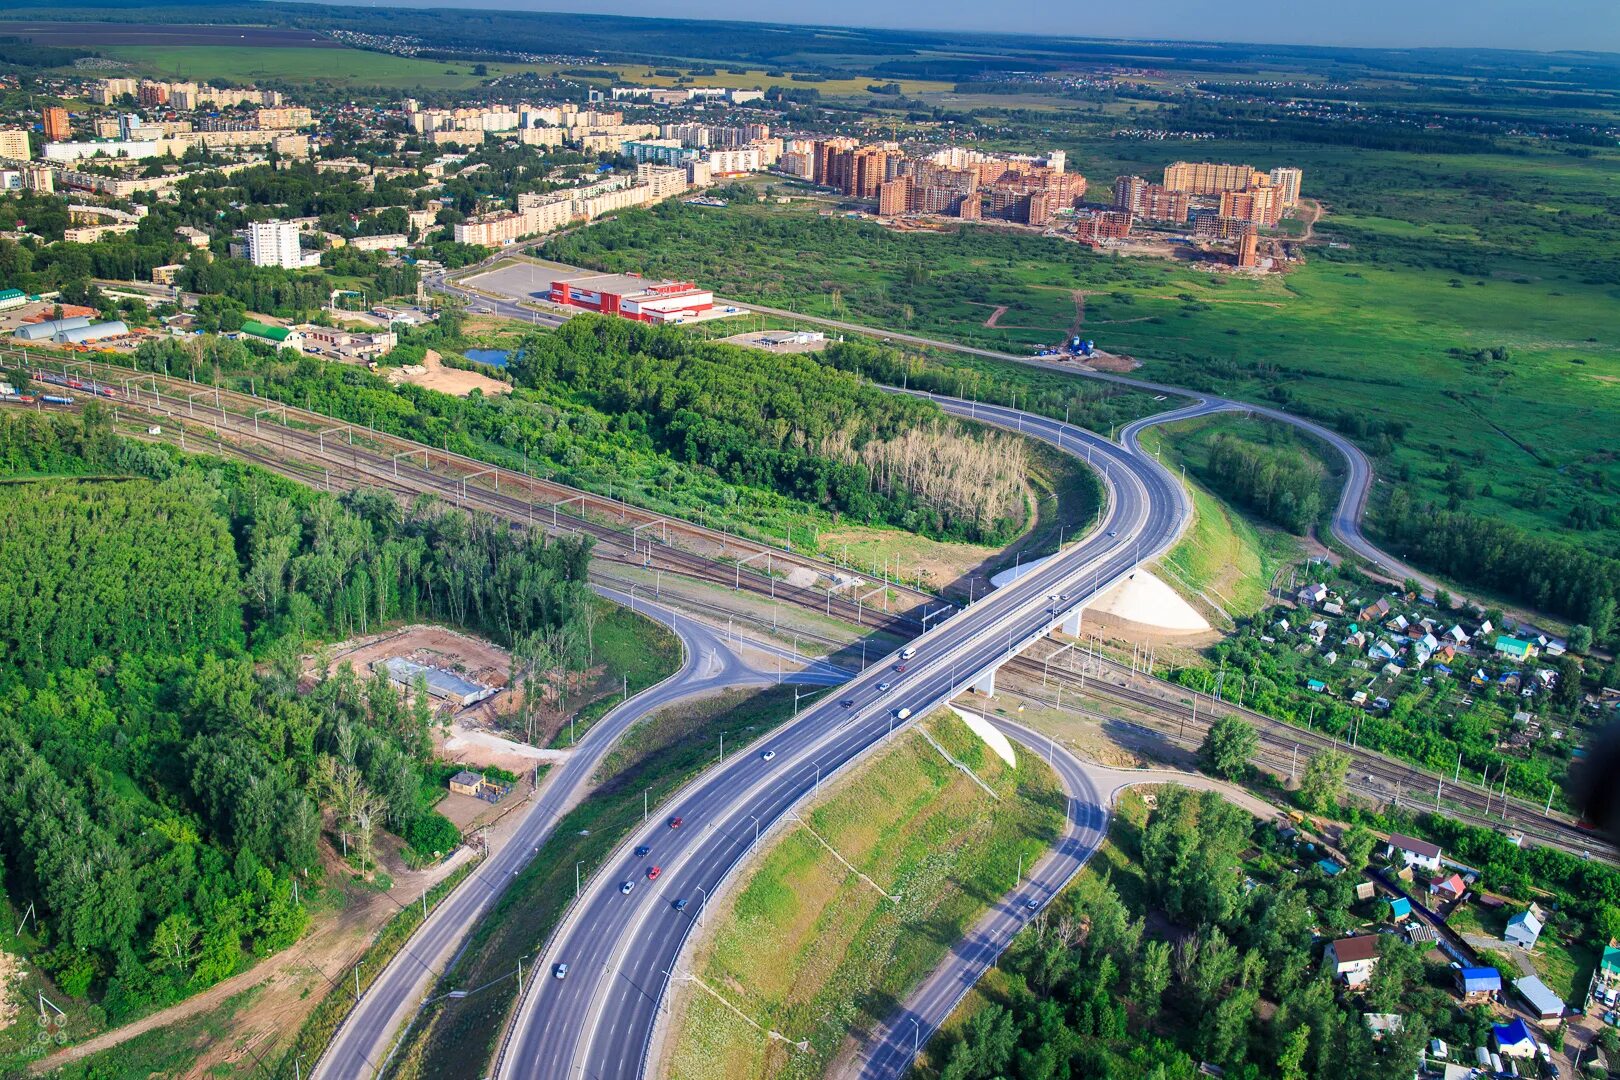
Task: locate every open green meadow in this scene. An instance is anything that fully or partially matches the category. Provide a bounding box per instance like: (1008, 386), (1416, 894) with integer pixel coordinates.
(666, 710), (1064, 1080)
(85, 45), (519, 88)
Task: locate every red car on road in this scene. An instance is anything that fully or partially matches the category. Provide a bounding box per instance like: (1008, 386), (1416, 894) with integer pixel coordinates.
(669, 816), (683, 829)
(647, 866), (662, 880)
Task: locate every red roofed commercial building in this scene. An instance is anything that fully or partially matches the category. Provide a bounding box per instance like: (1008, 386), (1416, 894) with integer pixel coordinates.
(549, 271), (715, 324)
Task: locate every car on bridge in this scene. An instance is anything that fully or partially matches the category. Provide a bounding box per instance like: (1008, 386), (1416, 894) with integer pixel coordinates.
(620, 881), (635, 895)
(554, 963), (569, 979)
(647, 866), (662, 880)
(668, 816), (683, 828)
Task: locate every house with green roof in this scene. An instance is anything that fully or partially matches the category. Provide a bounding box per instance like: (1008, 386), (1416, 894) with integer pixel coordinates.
(1493, 635), (1537, 662)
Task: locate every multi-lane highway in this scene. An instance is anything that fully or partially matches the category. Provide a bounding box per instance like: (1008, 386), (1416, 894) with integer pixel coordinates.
(311, 587), (844, 1080)
(494, 397), (1202, 1080)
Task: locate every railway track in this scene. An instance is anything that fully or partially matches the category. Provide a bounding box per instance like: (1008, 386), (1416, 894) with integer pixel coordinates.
(15, 352), (948, 636)
(1007, 638), (1617, 861)
(36, 349), (1609, 865)
(9, 346), (946, 625)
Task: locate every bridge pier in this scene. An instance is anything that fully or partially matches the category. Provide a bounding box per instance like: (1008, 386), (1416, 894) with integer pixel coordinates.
(969, 664), (998, 698)
(1054, 607), (1083, 638)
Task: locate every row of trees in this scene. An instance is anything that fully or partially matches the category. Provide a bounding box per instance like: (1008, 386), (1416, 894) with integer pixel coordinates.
(1378, 485), (1620, 636)
(509, 317), (1031, 543)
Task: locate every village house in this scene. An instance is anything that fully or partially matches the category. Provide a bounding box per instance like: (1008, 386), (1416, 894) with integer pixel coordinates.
(1494, 1018), (1541, 1059)
(1455, 966), (1502, 1004)
(1505, 904), (1545, 950)
(1324, 935), (1381, 987)
(1514, 975), (1565, 1021)
(1386, 832), (1443, 872)
(1430, 872), (1467, 902)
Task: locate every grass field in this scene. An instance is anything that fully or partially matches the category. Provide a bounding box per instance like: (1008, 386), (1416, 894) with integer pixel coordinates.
(42, 986), (267, 1080)
(665, 710), (1064, 1080)
(86, 45), (521, 88)
(562, 63), (952, 98)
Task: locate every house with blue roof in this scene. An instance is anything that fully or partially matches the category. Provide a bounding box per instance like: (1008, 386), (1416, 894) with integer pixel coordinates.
(1388, 897), (1412, 922)
(1493, 1017), (1539, 1059)
(1455, 966), (1501, 1002)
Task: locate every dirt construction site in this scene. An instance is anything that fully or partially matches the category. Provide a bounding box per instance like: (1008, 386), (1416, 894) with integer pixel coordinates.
(311, 625), (569, 776)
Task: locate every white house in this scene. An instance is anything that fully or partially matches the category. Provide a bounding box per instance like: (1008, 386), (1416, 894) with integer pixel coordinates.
(1505, 904), (1544, 950)
(1386, 833), (1443, 872)
(1325, 935), (1380, 987)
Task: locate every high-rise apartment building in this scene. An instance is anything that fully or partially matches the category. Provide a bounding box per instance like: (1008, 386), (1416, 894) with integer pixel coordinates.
(1113, 174), (1148, 213)
(42, 107), (70, 142)
(1219, 185), (1281, 227)
(1237, 228), (1260, 268)
(878, 177), (910, 217)
(0, 129), (30, 161)
(1163, 160), (1260, 194)
(1268, 166), (1303, 207)
(244, 220), (310, 269)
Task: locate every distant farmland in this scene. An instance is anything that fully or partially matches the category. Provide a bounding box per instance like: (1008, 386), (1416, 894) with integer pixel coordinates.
(0, 20), (342, 47)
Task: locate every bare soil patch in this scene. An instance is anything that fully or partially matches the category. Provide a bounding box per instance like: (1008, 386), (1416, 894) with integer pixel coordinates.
(388, 349), (510, 398)
(1080, 350), (1141, 373)
(314, 623), (512, 692)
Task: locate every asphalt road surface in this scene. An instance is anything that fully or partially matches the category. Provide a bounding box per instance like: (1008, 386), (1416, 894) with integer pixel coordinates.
(312, 586), (843, 1080)
(495, 396), (1202, 1080)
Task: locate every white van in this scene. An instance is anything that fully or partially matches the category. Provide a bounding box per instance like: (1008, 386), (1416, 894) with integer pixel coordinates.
(893, 707), (911, 721)
(900, 647), (916, 660)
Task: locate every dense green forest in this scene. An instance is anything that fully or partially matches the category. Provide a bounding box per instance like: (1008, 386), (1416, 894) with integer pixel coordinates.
(932, 790), (1440, 1080)
(0, 479), (243, 672)
(123, 324), (1033, 546)
(1202, 434), (1324, 535)
(0, 409), (594, 1026)
(509, 318), (1028, 542)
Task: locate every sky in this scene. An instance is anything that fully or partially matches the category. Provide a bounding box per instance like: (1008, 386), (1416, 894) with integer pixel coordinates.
(351, 0), (1620, 53)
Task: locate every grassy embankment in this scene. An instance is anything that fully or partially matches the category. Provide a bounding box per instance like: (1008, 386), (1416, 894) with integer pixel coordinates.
(664, 710), (1065, 1080)
(543, 599), (683, 748)
(385, 684), (810, 1080)
(1134, 413), (1314, 626)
